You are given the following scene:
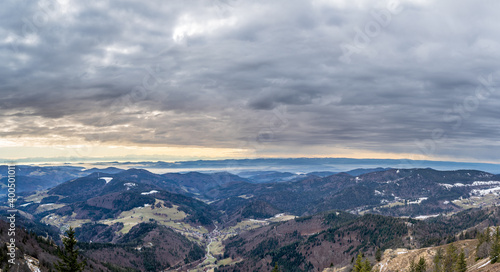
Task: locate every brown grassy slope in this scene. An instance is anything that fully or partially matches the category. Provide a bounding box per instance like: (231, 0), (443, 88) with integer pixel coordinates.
(349, 239), (500, 272)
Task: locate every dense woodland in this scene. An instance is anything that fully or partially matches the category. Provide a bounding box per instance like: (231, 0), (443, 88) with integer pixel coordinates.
(3, 167), (500, 271)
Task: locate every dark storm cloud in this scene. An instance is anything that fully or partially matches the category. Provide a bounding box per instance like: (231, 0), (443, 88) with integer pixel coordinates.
(1, 0), (500, 161)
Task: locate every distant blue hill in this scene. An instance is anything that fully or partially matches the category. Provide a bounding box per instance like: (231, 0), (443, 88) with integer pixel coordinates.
(344, 167), (393, 176)
(138, 158), (500, 174)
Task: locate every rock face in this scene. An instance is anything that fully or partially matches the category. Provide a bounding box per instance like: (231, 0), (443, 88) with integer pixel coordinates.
(23, 254), (41, 272)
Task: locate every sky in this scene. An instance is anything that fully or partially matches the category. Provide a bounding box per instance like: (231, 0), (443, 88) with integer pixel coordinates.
(1, 0), (500, 163)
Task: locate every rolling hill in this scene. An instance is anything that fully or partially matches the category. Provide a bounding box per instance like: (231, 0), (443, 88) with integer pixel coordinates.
(9, 166), (500, 271)
(218, 207), (500, 272)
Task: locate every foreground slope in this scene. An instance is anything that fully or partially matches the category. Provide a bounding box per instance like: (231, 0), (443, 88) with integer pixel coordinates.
(0, 218), (113, 271)
(78, 222), (206, 271)
(217, 206), (500, 272)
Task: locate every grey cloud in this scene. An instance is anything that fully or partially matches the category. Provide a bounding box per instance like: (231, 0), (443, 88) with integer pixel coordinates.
(1, 0), (500, 161)
(248, 89), (320, 110)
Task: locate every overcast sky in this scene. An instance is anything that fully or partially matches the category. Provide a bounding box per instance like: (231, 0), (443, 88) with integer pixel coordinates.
(1, 0), (500, 163)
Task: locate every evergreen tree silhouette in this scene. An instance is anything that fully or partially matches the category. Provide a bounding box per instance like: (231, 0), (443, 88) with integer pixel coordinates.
(55, 227), (86, 272)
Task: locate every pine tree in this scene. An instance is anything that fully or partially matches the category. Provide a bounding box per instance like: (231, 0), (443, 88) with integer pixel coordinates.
(408, 258), (416, 272)
(353, 253), (364, 272)
(486, 227), (492, 243)
(415, 257), (426, 272)
(477, 227), (493, 259)
(271, 262), (280, 272)
(362, 258), (372, 272)
(491, 227), (500, 263)
(55, 227), (86, 272)
(375, 248), (382, 262)
(443, 243), (458, 272)
(456, 250), (467, 272)
(433, 248), (443, 272)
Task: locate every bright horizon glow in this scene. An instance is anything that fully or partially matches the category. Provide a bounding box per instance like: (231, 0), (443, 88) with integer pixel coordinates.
(1, 142), (497, 165)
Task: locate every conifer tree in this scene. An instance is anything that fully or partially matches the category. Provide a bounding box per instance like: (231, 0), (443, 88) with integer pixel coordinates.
(353, 253), (364, 272)
(491, 227), (500, 263)
(486, 227), (492, 243)
(476, 227), (493, 259)
(456, 250), (467, 272)
(271, 262), (280, 272)
(408, 258), (416, 272)
(362, 258), (372, 272)
(443, 243), (458, 272)
(55, 227), (86, 272)
(415, 257), (426, 272)
(433, 248), (443, 272)
(375, 248), (382, 262)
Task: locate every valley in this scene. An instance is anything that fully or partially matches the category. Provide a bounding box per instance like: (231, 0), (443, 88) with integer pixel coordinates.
(3, 164), (500, 271)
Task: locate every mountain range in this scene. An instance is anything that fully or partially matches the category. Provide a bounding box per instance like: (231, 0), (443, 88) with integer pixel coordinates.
(3, 165), (500, 271)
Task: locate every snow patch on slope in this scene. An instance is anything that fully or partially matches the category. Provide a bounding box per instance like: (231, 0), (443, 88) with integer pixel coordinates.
(141, 190), (159, 195)
(100, 177), (113, 184)
(439, 181), (500, 189)
(471, 187), (500, 196)
(124, 182), (136, 190)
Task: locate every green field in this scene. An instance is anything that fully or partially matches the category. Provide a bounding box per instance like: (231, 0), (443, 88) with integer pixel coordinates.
(40, 199), (209, 237)
(35, 203), (66, 214)
(100, 199), (190, 233)
(225, 219), (268, 233)
(452, 194), (500, 209)
(24, 190), (50, 203)
(41, 213), (91, 229)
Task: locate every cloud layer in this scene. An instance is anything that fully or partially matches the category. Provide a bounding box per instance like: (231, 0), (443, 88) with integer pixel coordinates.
(1, 0), (500, 161)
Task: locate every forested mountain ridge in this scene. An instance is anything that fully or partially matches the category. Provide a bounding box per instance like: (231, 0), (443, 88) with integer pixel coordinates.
(218, 206), (500, 272)
(6, 166), (500, 271)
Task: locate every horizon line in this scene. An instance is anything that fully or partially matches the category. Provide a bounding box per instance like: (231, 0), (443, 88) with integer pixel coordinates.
(1, 156), (499, 166)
